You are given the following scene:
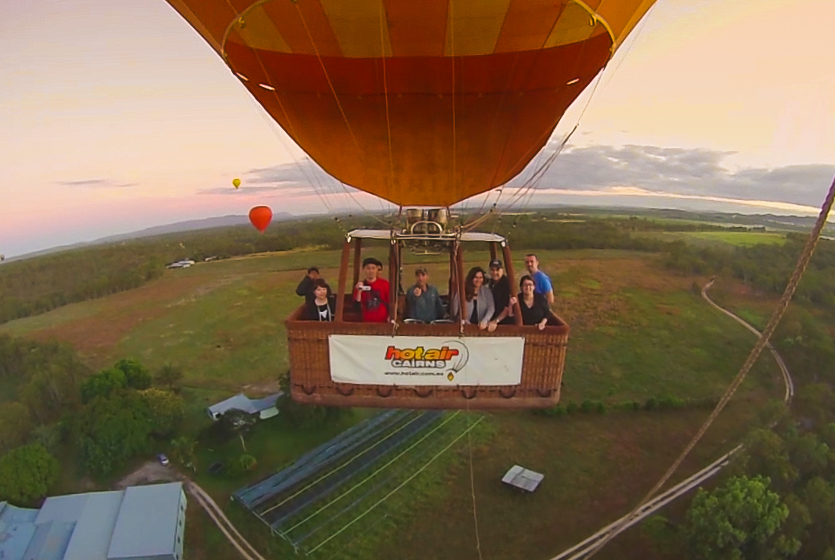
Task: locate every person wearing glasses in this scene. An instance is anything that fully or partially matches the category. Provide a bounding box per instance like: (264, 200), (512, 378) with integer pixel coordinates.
(517, 274), (550, 330)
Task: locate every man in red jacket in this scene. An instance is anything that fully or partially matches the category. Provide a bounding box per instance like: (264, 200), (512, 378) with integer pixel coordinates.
(353, 257), (391, 322)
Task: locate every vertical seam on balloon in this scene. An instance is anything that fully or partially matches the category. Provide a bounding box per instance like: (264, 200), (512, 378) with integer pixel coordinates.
(293, 2), (363, 155)
(379, 1), (396, 206)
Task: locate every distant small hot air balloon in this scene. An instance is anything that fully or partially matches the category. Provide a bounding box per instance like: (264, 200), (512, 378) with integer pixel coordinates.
(232, 178), (241, 189)
(249, 206), (272, 233)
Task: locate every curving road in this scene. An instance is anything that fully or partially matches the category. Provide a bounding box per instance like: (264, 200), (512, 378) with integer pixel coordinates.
(547, 280), (793, 560)
(187, 480), (267, 560)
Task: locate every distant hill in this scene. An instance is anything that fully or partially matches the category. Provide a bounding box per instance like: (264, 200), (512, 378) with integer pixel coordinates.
(94, 213), (293, 243)
(4, 213), (294, 263)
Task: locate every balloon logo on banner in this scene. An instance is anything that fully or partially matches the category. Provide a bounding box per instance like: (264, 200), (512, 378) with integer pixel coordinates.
(443, 340), (469, 382)
(248, 206), (272, 233)
(232, 178), (241, 189)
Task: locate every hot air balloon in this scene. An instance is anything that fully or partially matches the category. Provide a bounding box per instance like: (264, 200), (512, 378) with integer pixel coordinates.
(164, 0), (658, 409)
(249, 205), (273, 233)
(232, 178), (241, 189)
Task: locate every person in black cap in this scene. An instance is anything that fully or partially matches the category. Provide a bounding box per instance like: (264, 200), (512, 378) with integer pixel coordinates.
(295, 267), (320, 305)
(353, 257), (390, 322)
(487, 259), (513, 331)
(405, 267), (445, 323)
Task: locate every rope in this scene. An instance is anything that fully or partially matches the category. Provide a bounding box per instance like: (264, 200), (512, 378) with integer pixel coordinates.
(220, 2), (347, 226)
(576, 171), (835, 560)
(379, 2), (396, 197)
(471, 15), (604, 228)
(293, 2), (361, 154)
(450, 0), (459, 208)
(466, 395), (484, 560)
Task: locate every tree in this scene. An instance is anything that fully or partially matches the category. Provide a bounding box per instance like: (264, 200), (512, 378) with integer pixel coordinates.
(155, 364), (184, 393)
(76, 393), (152, 477)
(170, 436), (197, 472)
(0, 402), (34, 454)
(114, 358), (152, 390)
(18, 350), (85, 423)
(220, 410), (257, 451)
(227, 453), (258, 478)
(80, 367), (127, 404)
(729, 430), (798, 492)
(685, 475), (799, 560)
(0, 444), (60, 506)
(29, 424), (62, 455)
(138, 388), (184, 437)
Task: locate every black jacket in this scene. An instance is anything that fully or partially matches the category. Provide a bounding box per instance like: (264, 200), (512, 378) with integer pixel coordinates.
(296, 276), (316, 304)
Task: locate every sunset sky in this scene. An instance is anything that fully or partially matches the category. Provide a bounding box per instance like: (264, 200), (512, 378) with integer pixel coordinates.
(1, 0), (834, 257)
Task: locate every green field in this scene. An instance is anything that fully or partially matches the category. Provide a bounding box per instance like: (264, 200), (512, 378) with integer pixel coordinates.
(638, 230), (787, 248)
(0, 245), (788, 560)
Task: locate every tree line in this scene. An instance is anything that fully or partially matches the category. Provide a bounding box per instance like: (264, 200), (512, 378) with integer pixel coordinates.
(0, 217), (357, 324)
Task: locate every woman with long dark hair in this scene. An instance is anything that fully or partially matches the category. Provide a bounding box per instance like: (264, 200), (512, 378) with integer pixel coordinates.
(450, 266), (495, 329)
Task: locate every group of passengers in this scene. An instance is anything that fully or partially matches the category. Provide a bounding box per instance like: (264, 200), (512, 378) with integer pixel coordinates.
(295, 255), (554, 329)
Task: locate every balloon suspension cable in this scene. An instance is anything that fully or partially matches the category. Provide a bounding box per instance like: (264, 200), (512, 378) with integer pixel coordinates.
(480, 22), (605, 228)
(290, 5), (393, 225)
(450, 1), (459, 212)
(293, 2), (362, 155)
(380, 2), (396, 198)
(577, 171), (835, 560)
(468, 3), (570, 225)
(221, 5), (348, 228)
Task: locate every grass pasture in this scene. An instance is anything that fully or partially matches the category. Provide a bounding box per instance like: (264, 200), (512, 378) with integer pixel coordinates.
(637, 230), (787, 248)
(0, 244), (789, 560)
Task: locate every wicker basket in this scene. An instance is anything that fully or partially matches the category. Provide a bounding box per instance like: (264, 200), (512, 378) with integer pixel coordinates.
(285, 304), (569, 409)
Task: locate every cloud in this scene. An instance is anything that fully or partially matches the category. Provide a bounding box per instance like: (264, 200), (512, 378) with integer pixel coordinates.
(56, 178), (138, 188)
(514, 144), (834, 208)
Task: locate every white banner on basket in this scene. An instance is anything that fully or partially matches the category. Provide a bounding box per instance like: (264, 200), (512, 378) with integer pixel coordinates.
(328, 335), (525, 386)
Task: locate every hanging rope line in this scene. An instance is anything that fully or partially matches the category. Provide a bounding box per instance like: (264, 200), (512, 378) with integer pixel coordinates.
(220, 1), (347, 227)
(379, 2), (396, 199)
(293, 2), (361, 155)
(466, 396), (485, 560)
(450, 0), (459, 212)
(465, 18), (605, 232)
(576, 171), (835, 560)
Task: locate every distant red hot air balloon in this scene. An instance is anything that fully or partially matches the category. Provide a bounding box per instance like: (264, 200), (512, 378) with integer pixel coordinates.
(249, 206), (273, 233)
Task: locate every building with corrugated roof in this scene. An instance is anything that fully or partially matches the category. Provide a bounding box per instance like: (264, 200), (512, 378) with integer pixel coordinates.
(0, 482), (186, 560)
(207, 391), (282, 421)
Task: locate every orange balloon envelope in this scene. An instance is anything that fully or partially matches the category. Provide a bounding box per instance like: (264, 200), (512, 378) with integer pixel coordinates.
(249, 206), (273, 233)
(165, 0), (657, 207)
